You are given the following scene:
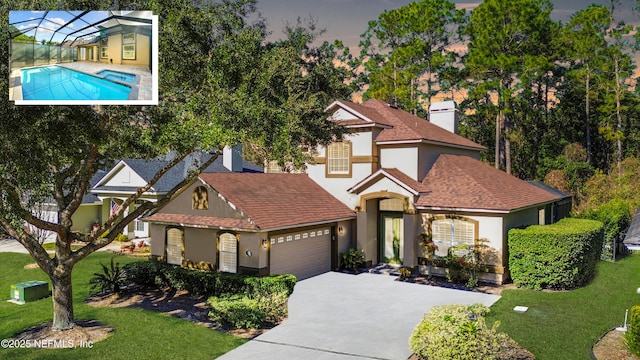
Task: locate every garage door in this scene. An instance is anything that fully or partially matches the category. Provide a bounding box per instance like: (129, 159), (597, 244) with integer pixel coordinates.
(270, 227), (331, 280)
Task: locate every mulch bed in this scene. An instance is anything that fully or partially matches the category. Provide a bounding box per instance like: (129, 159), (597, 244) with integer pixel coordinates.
(85, 285), (275, 339)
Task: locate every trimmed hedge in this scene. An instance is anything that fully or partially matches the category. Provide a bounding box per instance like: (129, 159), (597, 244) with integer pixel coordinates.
(208, 295), (267, 329)
(578, 198), (632, 261)
(123, 261), (296, 297)
(409, 304), (533, 360)
(626, 305), (640, 356)
(508, 218), (604, 290)
(124, 261), (297, 329)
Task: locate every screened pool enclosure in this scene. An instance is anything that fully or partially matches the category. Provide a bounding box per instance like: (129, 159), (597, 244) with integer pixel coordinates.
(9, 10), (153, 71)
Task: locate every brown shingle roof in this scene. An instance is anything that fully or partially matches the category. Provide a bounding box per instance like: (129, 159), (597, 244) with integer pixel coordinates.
(416, 154), (560, 211)
(349, 168), (430, 195)
(143, 213), (257, 230)
(199, 173), (356, 230)
(335, 99), (484, 150)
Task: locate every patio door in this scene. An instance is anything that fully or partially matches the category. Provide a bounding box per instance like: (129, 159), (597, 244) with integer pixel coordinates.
(380, 213), (403, 265)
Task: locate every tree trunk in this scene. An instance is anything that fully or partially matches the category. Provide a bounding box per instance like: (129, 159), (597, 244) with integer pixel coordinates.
(495, 111), (501, 170)
(51, 267), (75, 330)
(615, 57), (623, 175)
(585, 67), (591, 164)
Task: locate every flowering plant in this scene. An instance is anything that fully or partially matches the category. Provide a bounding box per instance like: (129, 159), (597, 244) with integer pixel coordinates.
(418, 233), (438, 260)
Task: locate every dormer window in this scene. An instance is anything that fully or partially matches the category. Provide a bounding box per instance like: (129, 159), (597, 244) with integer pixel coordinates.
(192, 186), (208, 210)
(327, 141), (351, 177)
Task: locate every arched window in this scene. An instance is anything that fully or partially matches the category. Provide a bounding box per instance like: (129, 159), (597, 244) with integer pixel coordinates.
(192, 186), (208, 210)
(430, 216), (478, 257)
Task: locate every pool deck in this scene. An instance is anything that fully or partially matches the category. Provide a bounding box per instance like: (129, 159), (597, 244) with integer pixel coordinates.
(9, 62), (153, 102)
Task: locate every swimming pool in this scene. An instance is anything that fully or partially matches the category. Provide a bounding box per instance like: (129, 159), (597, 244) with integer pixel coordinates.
(21, 65), (131, 101)
(97, 70), (136, 83)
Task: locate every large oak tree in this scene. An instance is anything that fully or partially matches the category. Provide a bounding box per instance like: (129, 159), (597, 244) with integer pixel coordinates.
(0, 0), (349, 331)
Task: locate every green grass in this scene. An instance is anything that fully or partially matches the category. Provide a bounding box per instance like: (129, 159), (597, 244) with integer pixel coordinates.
(41, 243), (83, 251)
(0, 252), (246, 359)
(487, 253), (640, 359)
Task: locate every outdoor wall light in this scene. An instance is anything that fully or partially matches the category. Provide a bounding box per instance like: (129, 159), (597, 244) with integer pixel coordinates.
(261, 238), (268, 248)
(338, 226), (345, 236)
(245, 250), (252, 257)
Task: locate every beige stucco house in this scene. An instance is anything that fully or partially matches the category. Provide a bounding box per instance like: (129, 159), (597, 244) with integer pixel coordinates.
(143, 173), (356, 280)
(304, 99), (570, 284)
(139, 99), (569, 284)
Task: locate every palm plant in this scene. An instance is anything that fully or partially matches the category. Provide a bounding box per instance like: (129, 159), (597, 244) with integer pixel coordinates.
(89, 257), (127, 294)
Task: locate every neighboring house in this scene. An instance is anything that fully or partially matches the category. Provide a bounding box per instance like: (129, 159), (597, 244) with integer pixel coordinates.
(304, 99), (569, 284)
(143, 173), (356, 280)
(89, 146), (260, 240)
(27, 170), (105, 242)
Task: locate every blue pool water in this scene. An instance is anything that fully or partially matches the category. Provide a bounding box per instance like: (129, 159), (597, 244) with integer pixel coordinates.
(97, 70), (136, 83)
(21, 65), (131, 101)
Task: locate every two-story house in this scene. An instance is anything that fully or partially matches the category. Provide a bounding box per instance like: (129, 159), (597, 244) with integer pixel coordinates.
(141, 99), (568, 284)
(306, 99), (568, 284)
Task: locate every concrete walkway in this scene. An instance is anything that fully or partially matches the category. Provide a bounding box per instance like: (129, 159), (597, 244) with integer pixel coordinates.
(218, 271), (501, 360)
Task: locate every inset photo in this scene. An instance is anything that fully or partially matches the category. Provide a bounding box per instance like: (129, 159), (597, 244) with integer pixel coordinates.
(9, 10), (158, 105)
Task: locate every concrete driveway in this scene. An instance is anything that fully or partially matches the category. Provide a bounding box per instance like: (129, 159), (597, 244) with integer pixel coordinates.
(218, 271), (501, 360)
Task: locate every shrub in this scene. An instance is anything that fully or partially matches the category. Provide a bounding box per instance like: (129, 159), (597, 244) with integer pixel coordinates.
(208, 295), (266, 329)
(123, 261), (161, 287)
(124, 261), (297, 297)
(626, 305), (640, 356)
(508, 218), (604, 290)
(399, 267), (412, 280)
(409, 304), (529, 360)
(89, 257), (127, 295)
(578, 198), (631, 261)
(243, 274), (297, 296)
(340, 248), (365, 272)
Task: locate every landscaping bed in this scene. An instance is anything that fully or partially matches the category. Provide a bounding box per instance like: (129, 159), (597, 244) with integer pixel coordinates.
(86, 285), (271, 338)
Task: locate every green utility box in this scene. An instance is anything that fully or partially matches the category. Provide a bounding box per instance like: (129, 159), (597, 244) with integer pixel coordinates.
(9, 281), (49, 304)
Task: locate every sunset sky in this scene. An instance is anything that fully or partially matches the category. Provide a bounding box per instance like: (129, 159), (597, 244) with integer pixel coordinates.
(256, 0), (639, 48)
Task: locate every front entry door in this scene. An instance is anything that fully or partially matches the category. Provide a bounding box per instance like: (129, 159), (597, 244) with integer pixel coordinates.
(380, 213), (403, 264)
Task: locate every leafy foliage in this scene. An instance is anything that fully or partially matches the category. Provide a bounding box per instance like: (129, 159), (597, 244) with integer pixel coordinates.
(88, 257), (127, 295)
(577, 198), (631, 261)
(409, 304), (532, 360)
(340, 248), (365, 272)
(508, 218), (604, 290)
(208, 295), (267, 329)
(626, 305), (640, 356)
(353, 0), (466, 114)
(1, 0), (347, 330)
(123, 261), (296, 298)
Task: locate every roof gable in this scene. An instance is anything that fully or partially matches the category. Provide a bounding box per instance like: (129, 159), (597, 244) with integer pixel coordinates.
(94, 160), (150, 189)
(199, 173), (356, 230)
(330, 99), (484, 150)
(416, 154), (561, 212)
(348, 168), (430, 196)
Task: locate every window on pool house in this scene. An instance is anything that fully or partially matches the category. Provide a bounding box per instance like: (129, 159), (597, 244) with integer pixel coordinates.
(431, 216), (477, 257)
(122, 33), (135, 60)
(100, 37), (108, 59)
(327, 141), (350, 176)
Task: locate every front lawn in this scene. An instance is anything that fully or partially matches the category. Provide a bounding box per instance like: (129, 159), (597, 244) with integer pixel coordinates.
(487, 253), (640, 359)
(0, 252), (246, 359)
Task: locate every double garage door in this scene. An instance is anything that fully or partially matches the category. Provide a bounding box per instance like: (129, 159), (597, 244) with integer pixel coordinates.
(270, 227), (332, 280)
